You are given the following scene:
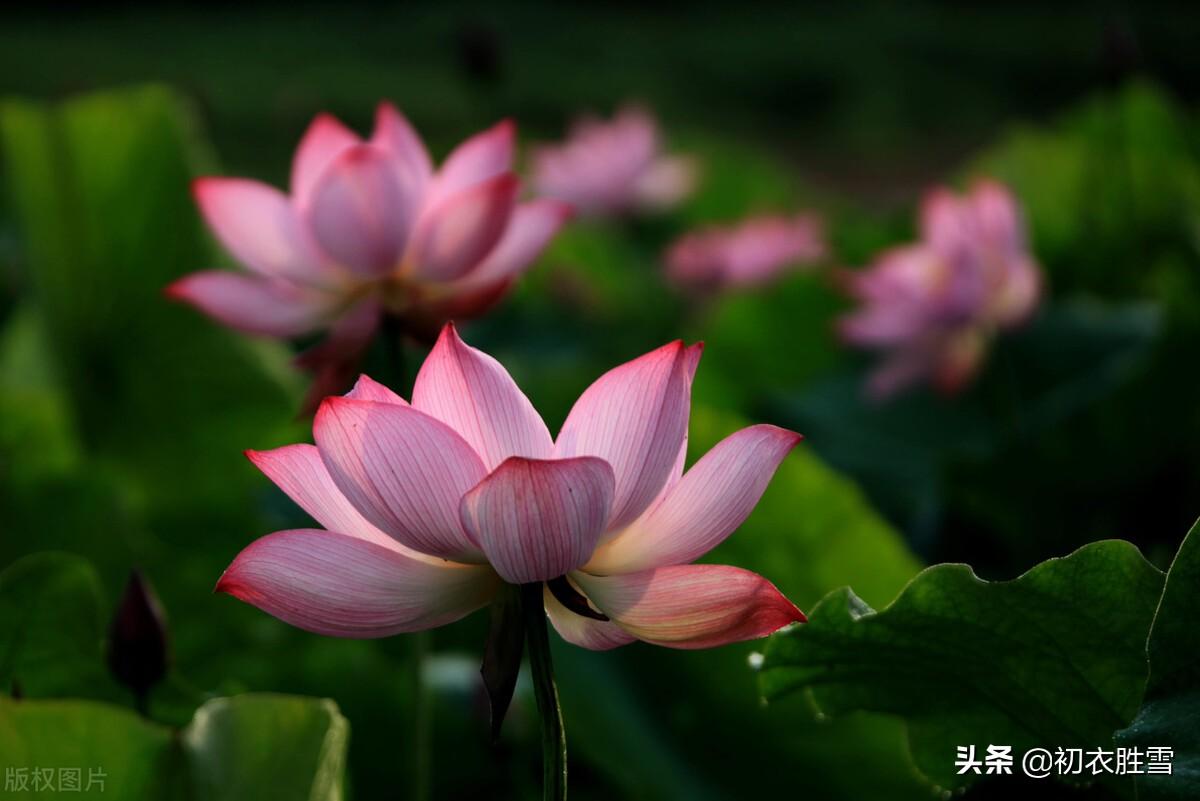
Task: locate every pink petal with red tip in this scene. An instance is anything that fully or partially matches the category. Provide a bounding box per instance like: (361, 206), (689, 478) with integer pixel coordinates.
(345, 374), (408, 405)
(193, 178), (329, 285)
(643, 343), (702, 506)
(428, 119), (515, 206)
(574, 565), (804, 649)
(308, 144), (418, 277)
(291, 113), (361, 207)
(412, 324), (552, 469)
(648, 434), (689, 512)
(246, 444), (418, 553)
(406, 174), (518, 282)
(556, 341), (700, 530)
(589, 424), (801, 573)
(455, 200), (573, 290)
(166, 271), (335, 337)
(314, 397), (488, 561)
(216, 529), (498, 637)
(370, 102), (434, 188)
(542, 583), (635, 650)
(459, 456), (614, 584)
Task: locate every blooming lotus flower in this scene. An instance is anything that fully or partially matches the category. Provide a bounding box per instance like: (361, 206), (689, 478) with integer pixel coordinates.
(168, 103), (571, 405)
(838, 180), (1041, 399)
(217, 324), (804, 650)
(531, 105), (696, 218)
(665, 213), (827, 290)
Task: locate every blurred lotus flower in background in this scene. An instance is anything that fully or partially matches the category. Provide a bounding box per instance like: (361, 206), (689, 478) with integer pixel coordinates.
(838, 180), (1042, 399)
(218, 323), (804, 650)
(665, 213), (826, 291)
(168, 103), (571, 408)
(531, 105), (697, 217)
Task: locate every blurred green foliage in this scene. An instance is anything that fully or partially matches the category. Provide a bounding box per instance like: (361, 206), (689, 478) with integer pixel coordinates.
(0, 554), (108, 700)
(0, 86), (302, 512)
(973, 82), (1200, 301)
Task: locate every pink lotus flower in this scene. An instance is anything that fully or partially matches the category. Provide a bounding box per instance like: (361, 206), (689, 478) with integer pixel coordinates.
(217, 324), (804, 650)
(168, 103), (571, 405)
(838, 180), (1041, 399)
(531, 105), (696, 218)
(665, 213), (827, 290)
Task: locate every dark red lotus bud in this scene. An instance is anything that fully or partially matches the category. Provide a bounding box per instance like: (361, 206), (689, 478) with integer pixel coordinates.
(107, 569), (169, 713)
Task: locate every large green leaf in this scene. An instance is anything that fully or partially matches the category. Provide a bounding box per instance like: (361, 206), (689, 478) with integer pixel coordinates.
(1117, 521), (1200, 799)
(0, 553), (108, 698)
(759, 540), (1164, 790)
(183, 694), (349, 801)
(0, 693), (348, 800)
(0, 697), (179, 799)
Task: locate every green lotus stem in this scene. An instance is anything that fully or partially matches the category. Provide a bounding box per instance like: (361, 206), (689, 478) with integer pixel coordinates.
(410, 629), (432, 801)
(520, 582), (567, 801)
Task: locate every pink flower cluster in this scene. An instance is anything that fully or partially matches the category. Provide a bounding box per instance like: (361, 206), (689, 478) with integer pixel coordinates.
(839, 181), (1041, 398)
(174, 103), (1044, 662)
